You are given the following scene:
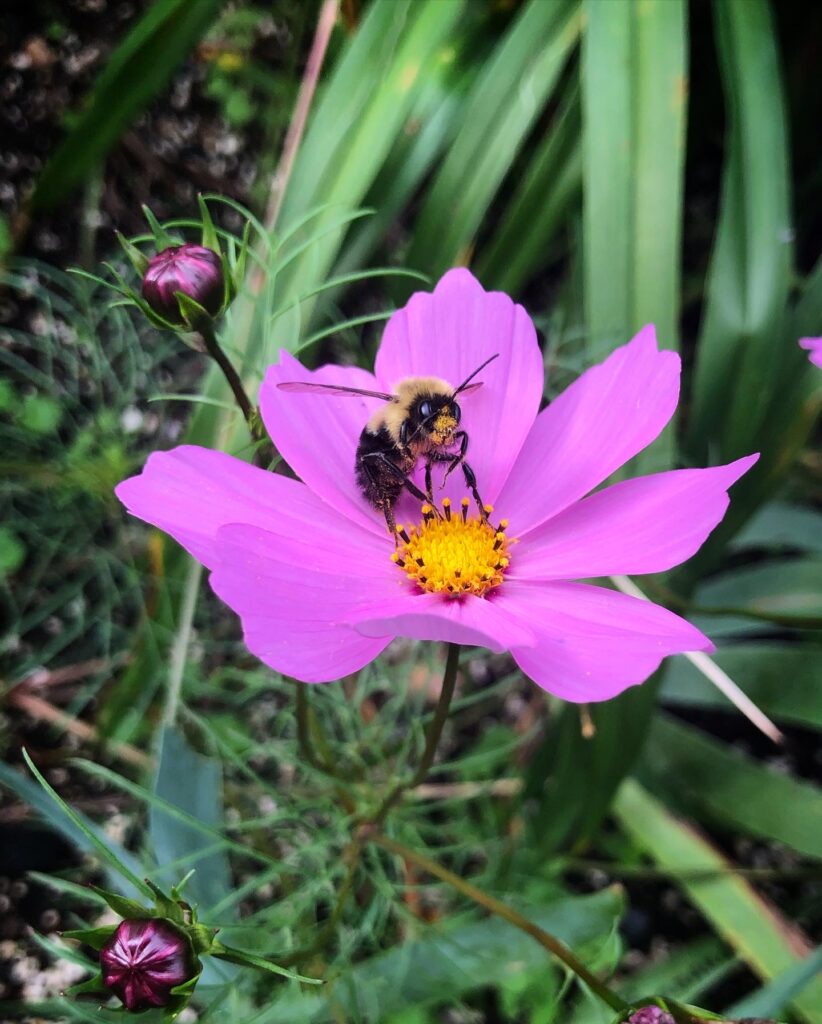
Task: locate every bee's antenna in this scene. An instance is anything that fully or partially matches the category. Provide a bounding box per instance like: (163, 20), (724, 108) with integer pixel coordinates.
(453, 353), (499, 396)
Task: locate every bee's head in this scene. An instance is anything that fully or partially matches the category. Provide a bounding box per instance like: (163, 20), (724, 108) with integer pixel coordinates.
(403, 395), (461, 447)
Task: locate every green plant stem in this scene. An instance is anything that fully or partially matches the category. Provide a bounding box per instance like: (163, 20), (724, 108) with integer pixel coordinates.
(198, 319), (257, 432)
(370, 831), (628, 1014)
(294, 682), (321, 770)
(309, 644), (462, 966)
(161, 560), (202, 732)
(371, 642), (461, 826)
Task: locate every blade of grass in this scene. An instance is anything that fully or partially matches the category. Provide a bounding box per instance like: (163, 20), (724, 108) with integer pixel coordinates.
(614, 779), (822, 1024)
(686, 0), (792, 461)
(29, 0), (221, 212)
(406, 0), (581, 283)
(582, 0), (687, 358)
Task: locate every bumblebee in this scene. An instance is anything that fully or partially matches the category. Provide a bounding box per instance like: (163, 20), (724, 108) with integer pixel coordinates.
(278, 354), (498, 536)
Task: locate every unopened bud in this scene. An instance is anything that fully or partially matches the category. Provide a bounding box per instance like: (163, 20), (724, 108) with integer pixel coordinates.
(100, 918), (196, 1012)
(141, 243), (223, 326)
(627, 1008), (675, 1024)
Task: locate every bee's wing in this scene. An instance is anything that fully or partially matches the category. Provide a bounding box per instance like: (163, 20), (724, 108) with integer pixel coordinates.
(277, 381), (394, 401)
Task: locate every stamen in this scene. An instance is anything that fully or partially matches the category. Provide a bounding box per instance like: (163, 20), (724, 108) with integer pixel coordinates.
(392, 498), (514, 599)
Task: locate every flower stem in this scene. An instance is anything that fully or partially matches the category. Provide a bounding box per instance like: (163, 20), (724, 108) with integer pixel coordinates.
(369, 831), (628, 1014)
(198, 320), (256, 431)
(372, 642), (460, 825)
(294, 682), (321, 769)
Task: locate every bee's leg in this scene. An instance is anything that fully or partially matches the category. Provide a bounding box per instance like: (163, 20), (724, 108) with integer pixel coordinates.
(424, 460), (436, 505)
(437, 432), (488, 519)
(360, 453), (439, 535)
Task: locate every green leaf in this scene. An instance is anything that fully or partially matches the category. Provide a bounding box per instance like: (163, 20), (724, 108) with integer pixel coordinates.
(62, 925), (118, 951)
(731, 501), (822, 554)
(696, 556), (822, 622)
(30, 0), (221, 210)
(686, 0), (792, 461)
(0, 755), (149, 897)
(149, 728), (234, 918)
(0, 526), (25, 576)
(524, 675), (662, 854)
(211, 944), (323, 985)
(477, 78), (582, 294)
(143, 205), (177, 251)
(115, 230), (150, 277)
(406, 0), (581, 280)
(90, 885), (152, 921)
(259, 889), (623, 1023)
(19, 394), (62, 434)
(661, 643), (822, 730)
(273, 0), (464, 340)
(726, 946), (822, 1019)
(614, 779), (822, 1024)
(641, 715), (822, 859)
(582, 0), (687, 356)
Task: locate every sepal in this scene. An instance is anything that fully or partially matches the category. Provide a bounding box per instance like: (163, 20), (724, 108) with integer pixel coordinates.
(61, 924), (118, 950)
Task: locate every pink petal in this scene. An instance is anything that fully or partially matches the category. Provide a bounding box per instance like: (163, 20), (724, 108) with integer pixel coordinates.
(503, 581), (711, 702)
(259, 351), (388, 534)
(497, 325), (681, 534)
(115, 445), (386, 571)
(374, 269), (544, 503)
(352, 591), (536, 652)
(211, 524), (397, 682)
(514, 455), (758, 580)
(799, 336), (822, 368)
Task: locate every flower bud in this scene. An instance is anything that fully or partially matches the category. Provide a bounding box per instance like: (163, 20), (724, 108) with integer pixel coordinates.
(100, 918), (196, 1012)
(141, 244), (224, 326)
(628, 1008), (675, 1024)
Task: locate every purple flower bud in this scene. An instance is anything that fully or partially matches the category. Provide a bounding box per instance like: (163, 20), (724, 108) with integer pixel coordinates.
(141, 243), (224, 325)
(628, 1008), (675, 1024)
(100, 918), (196, 1012)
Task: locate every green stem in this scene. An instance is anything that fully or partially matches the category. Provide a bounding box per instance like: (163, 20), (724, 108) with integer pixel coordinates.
(372, 642), (460, 826)
(161, 560), (202, 731)
(309, 644), (462, 964)
(294, 682), (321, 770)
(370, 832), (627, 1014)
(199, 319), (257, 434)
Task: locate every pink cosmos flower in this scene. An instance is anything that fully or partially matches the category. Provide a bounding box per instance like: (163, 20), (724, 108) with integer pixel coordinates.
(116, 270), (757, 702)
(799, 336), (822, 368)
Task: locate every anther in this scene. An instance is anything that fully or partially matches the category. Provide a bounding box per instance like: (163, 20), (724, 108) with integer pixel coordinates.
(421, 503), (433, 519)
(461, 497), (470, 523)
(493, 532), (505, 550)
(499, 519), (509, 530)
(483, 504), (494, 516)
(396, 524), (411, 544)
(442, 497), (452, 521)
(415, 557), (425, 567)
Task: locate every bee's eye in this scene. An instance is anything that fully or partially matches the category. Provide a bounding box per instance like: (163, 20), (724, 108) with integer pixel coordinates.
(419, 400), (433, 419)
(452, 403), (461, 423)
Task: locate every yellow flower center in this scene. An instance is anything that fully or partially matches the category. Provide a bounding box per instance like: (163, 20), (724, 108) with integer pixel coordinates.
(391, 498), (512, 598)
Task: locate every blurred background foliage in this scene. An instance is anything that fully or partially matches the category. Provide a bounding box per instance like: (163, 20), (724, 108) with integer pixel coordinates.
(0, 0), (820, 1021)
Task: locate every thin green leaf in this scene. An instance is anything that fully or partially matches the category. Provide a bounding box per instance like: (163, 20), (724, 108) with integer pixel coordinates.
(30, 0), (221, 210)
(407, 0), (581, 280)
(615, 779), (822, 1024)
(582, 0), (687, 356)
(686, 0), (792, 461)
(213, 944), (323, 985)
(1, 754), (149, 897)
